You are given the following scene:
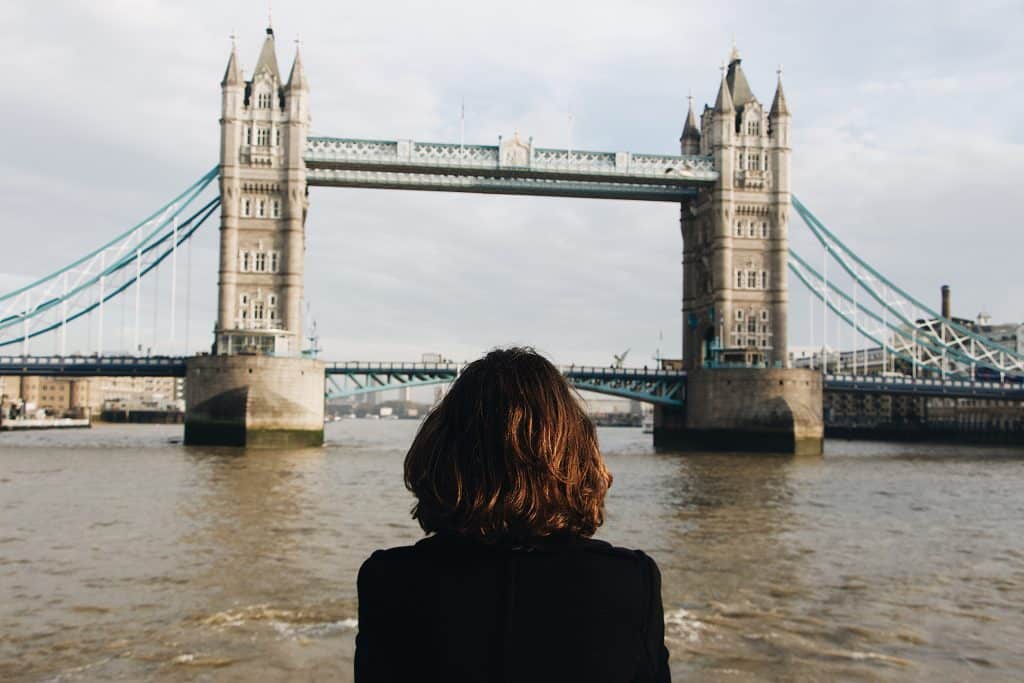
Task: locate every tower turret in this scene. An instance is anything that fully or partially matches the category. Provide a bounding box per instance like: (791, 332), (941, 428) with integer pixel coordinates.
(680, 94), (701, 155)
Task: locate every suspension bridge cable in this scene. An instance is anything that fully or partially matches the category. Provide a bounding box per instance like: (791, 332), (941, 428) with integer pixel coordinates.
(0, 167), (218, 306)
(0, 198), (220, 350)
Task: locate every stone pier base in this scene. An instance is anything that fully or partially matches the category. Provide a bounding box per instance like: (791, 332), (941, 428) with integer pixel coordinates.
(184, 355), (325, 448)
(655, 368), (823, 455)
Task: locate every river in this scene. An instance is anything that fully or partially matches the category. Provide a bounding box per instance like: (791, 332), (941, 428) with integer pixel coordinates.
(1, 422), (1022, 681)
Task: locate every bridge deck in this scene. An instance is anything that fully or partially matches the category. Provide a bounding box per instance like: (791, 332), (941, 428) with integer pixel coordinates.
(304, 137), (715, 201)
(1, 357), (1020, 402)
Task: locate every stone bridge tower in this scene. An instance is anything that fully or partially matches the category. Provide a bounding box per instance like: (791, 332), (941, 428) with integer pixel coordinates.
(184, 26), (324, 448)
(660, 47), (823, 454)
(216, 27), (309, 356)
(682, 47), (790, 369)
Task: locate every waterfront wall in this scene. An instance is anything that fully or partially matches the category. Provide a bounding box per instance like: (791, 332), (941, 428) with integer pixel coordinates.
(184, 355), (325, 448)
(825, 391), (1024, 445)
(655, 368), (823, 455)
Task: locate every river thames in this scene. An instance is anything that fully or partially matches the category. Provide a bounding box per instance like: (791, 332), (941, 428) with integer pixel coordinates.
(1, 421), (1022, 681)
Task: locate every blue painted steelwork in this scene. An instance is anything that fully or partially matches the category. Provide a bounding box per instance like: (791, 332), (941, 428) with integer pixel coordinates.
(792, 196), (1024, 376)
(0, 197), (221, 348)
(4, 356), (1020, 402)
(824, 374), (1024, 401)
(304, 137), (715, 202)
(0, 167), (218, 306)
(0, 355), (187, 377)
(325, 362), (687, 406)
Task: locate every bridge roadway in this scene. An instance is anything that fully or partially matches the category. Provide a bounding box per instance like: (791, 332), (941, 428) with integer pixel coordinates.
(303, 137), (716, 202)
(2, 356), (1023, 404)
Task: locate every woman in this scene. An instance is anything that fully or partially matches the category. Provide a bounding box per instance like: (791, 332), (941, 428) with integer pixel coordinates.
(355, 347), (670, 682)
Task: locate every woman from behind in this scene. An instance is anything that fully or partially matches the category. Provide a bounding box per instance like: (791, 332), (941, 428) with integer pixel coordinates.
(355, 347), (670, 682)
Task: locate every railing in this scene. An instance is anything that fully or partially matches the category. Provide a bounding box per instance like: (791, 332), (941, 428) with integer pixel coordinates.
(305, 137), (717, 184)
(824, 373), (1024, 399)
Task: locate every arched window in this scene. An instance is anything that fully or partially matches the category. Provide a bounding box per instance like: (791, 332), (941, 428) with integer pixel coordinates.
(271, 199), (281, 218)
(747, 222), (756, 238)
(761, 222), (768, 238)
(735, 221), (743, 237)
(240, 251), (250, 272)
(256, 200), (266, 218)
(242, 198), (251, 217)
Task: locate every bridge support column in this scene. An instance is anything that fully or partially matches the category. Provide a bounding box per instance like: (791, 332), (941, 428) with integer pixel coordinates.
(654, 368), (823, 455)
(184, 355), (325, 448)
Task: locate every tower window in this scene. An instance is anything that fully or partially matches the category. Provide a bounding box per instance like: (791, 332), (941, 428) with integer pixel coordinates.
(760, 310), (769, 321)
(253, 302), (265, 320)
(257, 200), (266, 218)
(257, 92), (272, 109)
(244, 127), (252, 145)
(761, 222), (768, 238)
(747, 318), (757, 334)
(240, 251), (250, 272)
(747, 271), (757, 289)
(748, 222), (756, 238)
(241, 198), (252, 217)
(760, 271), (768, 289)
(270, 251), (280, 273)
(255, 252), (267, 272)
(736, 310), (744, 321)
(240, 294), (249, 306)
(271, 199), (281, 218)
(256, 128), (270, 146)
(735, 221), (743, 237)
(268, 294), (277, 307)
(274, 128), (281, 146)
(736, 271), (744, 288)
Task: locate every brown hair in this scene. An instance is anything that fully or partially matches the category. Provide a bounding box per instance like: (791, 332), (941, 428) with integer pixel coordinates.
(404, 347), (612, 542)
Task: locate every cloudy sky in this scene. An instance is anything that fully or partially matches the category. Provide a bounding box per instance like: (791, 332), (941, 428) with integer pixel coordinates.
(2, 1), (1022, 366)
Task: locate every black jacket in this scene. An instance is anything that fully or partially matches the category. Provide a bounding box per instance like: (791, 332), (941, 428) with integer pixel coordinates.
(355, 533), (671, 682)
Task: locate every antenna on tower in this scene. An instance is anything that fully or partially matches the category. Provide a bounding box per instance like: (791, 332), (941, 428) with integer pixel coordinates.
(268, 0), (273, 28)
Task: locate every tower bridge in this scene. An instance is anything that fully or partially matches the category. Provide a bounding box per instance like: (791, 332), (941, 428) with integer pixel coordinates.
(3, 24), (1023, 450)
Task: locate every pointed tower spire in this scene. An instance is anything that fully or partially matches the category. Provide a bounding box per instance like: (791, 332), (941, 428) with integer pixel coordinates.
(684, 92), (700, 140)
(287, 38), (309, 92)
(770, 65), (790, 117)
(714, 64), (734, 113)
(221, 36), (243, 87)
(725, 45), (755, 110)
(253, 25), (281, 82)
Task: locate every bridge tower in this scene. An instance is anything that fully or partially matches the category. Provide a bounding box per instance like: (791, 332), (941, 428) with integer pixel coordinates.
(184, 25), (324, 448)
(216, 27), (308, 355)
(660, 47), (823, 454)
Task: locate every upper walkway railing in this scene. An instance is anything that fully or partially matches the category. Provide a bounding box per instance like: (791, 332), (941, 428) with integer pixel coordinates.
(304, 137), (716, 201)
(824, 373), (1024, 400)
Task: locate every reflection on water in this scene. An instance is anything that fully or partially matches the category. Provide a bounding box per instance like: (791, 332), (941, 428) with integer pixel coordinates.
(1, 423), (1022, 681)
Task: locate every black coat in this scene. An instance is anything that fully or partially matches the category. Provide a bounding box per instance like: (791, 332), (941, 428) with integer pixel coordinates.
(355, 532), (671, 682)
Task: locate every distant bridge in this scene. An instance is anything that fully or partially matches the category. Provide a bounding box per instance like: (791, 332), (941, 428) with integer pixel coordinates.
(4, 356), (1022, 405)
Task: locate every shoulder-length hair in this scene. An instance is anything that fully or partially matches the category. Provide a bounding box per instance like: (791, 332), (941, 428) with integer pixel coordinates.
(404, 347), (612, 542)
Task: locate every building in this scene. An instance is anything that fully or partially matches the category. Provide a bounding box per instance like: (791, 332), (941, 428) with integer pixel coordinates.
(215, 27), (309, 355)
(682, 46), (790, 368)
(0, 375), (184, 417)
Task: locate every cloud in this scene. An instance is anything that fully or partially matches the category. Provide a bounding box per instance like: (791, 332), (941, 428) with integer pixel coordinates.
(1, 0), (1021, 363)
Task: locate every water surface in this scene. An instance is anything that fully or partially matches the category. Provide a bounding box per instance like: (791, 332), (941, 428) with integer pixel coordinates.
(1, 422), (1022, 681)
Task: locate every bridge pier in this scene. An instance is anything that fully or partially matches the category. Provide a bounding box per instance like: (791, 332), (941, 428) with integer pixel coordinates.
(654, 368), (823, 455)
(184, 355), (325, 448)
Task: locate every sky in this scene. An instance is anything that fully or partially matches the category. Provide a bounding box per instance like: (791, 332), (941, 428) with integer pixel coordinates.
(2, 0), (1022, 366)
